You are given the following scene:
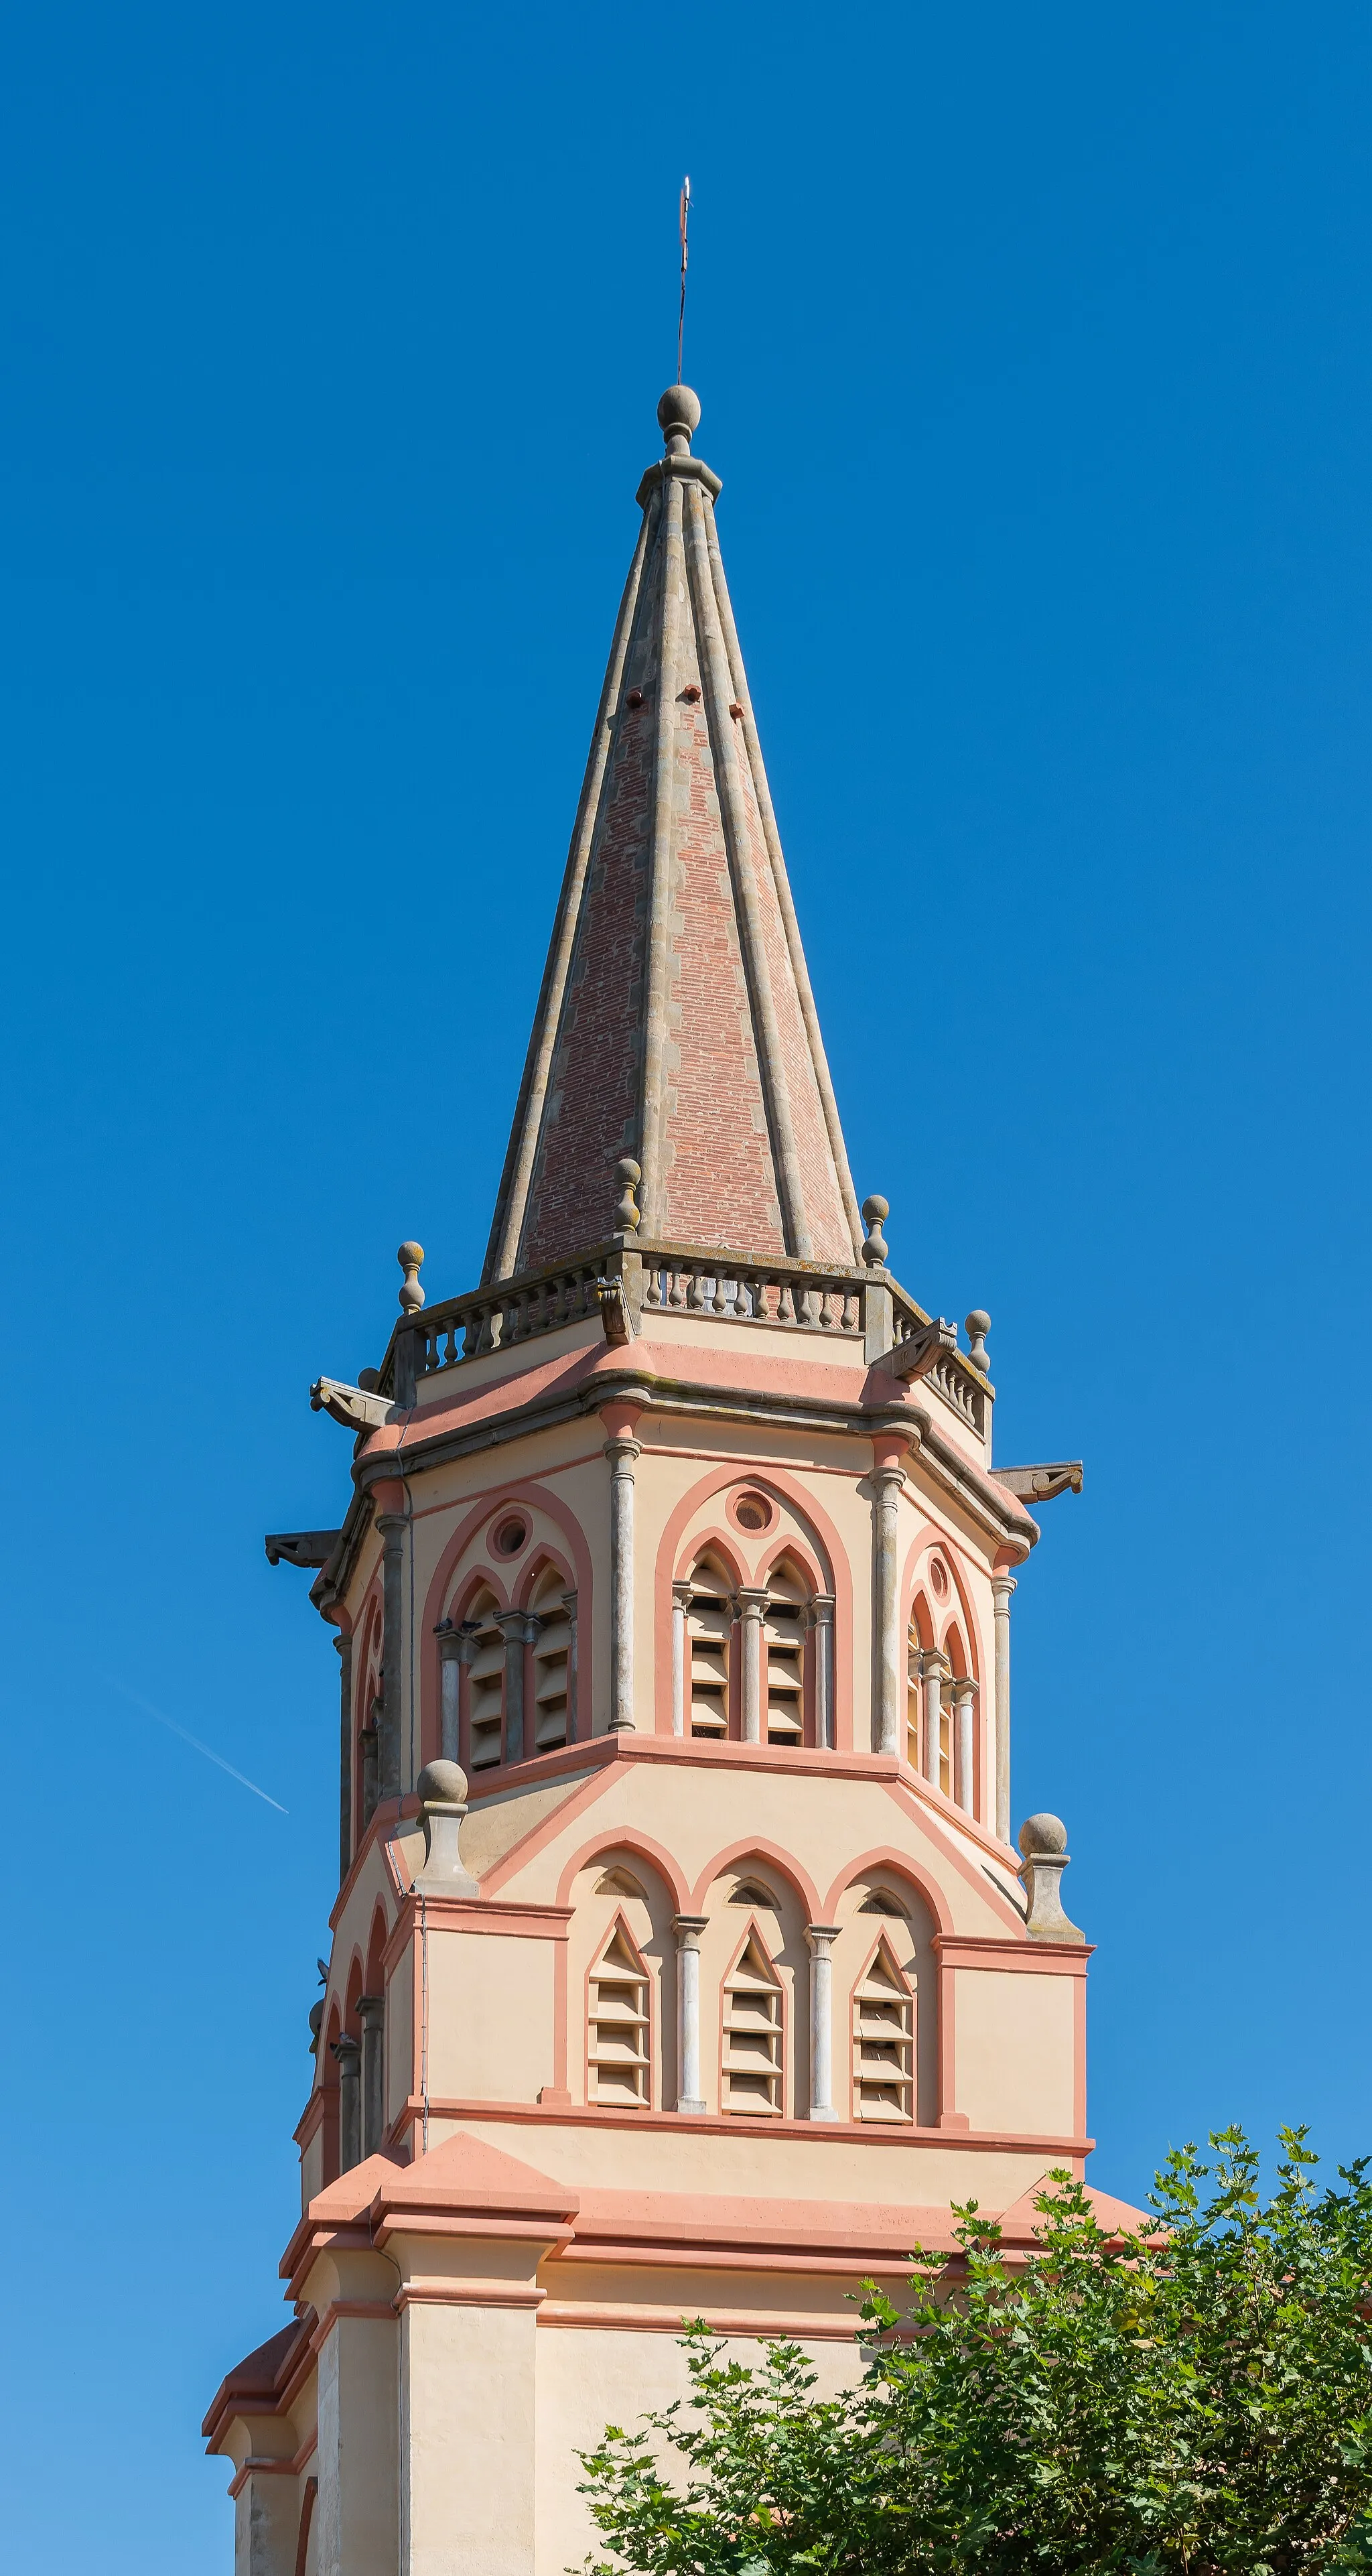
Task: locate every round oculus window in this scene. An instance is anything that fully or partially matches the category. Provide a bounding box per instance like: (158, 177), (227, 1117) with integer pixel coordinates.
(733, 1490), (774, 1533)
(492, 1514), (530, 1558)
(930, 1556), (949, 1599)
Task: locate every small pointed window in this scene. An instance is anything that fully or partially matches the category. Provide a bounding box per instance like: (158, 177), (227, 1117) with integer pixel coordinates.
(588, 1919), (650, 2106)
(686, 1557), (732, 1735)
(852, 1939), (915, 2123)
(906, 1622), (922, 1772)
(722, 1927), (784, 2115)
(465, 1586), (505, 1770)
(529, 1566), (573, 1751)
(763, 1560), (807, 1744)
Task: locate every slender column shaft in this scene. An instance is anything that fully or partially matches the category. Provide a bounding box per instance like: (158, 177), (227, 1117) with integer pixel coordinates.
(334, 1632), (353, 1881)
(671, 1582), (691, 1736)
(992, 1575), (1016, 1842)
(606, 1437), (640, 1731)
(871, 1465), (905, 1754)
(436, 1625), (463, 1764)
(922, 1649), (949, 1789)
(358, 1994), (384, 2159)
(739, 1588), (768, 1744)
(494, 1611), (539, 1764)
(562, 1589), (579, 1742)
(333, 2033), (361, 2172)
(811, 1596), (835, 1749)
(376, 1512), (407, 1803)
(805, 1926), (841, 2120)
(953, 1678), (978, 1814)
(673, 1915), (709, 2112)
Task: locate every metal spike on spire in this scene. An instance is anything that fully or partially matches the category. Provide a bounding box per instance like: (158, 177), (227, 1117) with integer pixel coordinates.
(677, 176), (691, 384)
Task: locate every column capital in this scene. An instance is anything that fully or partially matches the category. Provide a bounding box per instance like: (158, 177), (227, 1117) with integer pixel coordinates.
(493, 1609), (541, 1645)
(374, 1509), (408, 1538)
(951, 1673), (979, 1702)
(433, 1619), (465, 1664)
(736, 1586), (770, 1616)
(807, 1592), (835, 1628)
(921, 1647), (952, 1681)
(671, 1578), (693, 1611)
(991, 1571), (1018, 1600)
(330, 2031), (360, 2066)
(672, 1913), (709, 1946)
(604, 1435), (642, 1468)
(870, 1461), (906, 1496)
(805, 1923), (841, 1953)
(357, 1992), (384, 2028)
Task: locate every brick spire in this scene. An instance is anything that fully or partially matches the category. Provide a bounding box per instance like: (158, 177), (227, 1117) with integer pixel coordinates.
(482, 386), (863, 1283)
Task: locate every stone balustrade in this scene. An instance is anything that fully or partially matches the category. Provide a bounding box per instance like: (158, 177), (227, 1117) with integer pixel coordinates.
(376, 1242), (991, 1445)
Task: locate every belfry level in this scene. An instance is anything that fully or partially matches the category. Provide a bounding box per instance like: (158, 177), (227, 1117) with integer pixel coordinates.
(204, 383), (1109, 2576)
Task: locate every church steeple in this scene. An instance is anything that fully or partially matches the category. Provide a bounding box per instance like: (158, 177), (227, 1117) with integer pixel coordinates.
(482, 385), (863, 1283)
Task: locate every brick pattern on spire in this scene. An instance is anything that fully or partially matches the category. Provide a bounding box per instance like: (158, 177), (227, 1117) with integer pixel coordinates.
(482, 389), (862, 1283)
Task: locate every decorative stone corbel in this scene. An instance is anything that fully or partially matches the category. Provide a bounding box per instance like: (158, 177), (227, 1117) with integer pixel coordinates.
(882, 1316), (960, 1383)
(411, 1760), (478, 1898)
(596, 1277), (635, 1345)
(994, 1462), (1084, 1504)
(309, 1376), (397, 1431)
(1018, 1813), (1084, 1943)
(265, 1529), (341, 1569)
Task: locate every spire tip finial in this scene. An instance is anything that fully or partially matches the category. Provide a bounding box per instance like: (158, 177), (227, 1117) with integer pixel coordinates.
(658, 383), (701, 455)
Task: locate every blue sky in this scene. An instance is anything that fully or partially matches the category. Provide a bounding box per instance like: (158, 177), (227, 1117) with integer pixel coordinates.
(3, 3), (1370, 2563)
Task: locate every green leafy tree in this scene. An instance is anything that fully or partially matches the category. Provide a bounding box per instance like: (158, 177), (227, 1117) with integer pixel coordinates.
(577, 2130), (1372, 2576)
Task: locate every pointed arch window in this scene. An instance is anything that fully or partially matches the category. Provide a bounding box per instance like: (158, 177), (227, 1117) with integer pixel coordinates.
(762, 1558), (808, 1744)
(722, 1925), (784, 2115)
(464, 1585), (505, 1770)
(528, 1565), (575, 1752)
(906, 1623), (921, 1771)
(685, 1557), (733, 1735)
(851, 1938), (915, 2123)
(588, 1919), (650, 2106)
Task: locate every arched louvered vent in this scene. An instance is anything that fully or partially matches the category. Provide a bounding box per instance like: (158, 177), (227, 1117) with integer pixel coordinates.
(588, 1920), (650, 2107)
(906, 1622), (922, 1772)
(465, 1586), (504, 1770)
(529, 1565), (572, 1751)
(685, 1558), (732, 1735)
(852, 1940), (914, 2123)
(722, 1927), (783, 2115)
(763, 1559), (807, 1742)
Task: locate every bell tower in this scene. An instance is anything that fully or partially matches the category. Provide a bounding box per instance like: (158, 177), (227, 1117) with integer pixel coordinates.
(205, 385), (1102, 2576)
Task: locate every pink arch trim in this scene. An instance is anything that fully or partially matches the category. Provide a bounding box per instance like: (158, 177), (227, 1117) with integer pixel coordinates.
(555, 1829), (691, 1915)
(899, 1526), (982, 1686)
(821, 1846), (955, 1937)
(689, 1837), (822, 1924)
(418, 1481), (596, 1769)
(656, 1466), (853, 1744)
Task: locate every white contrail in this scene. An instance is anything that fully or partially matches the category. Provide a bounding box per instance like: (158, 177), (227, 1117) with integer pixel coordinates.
(102, 1675), (288, 1813)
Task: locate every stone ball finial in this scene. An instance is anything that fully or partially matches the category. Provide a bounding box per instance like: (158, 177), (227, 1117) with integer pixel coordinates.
(861, 1194), (889, 1268)
(658, 383), (701, 452)
(1019, 1812), (1069, 1858)
(417, 1758), (468, 1809)
(397, 1242), (425, 1313)
(614, 1155), (642, 1234)
(965, 1309), (991, 1372)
